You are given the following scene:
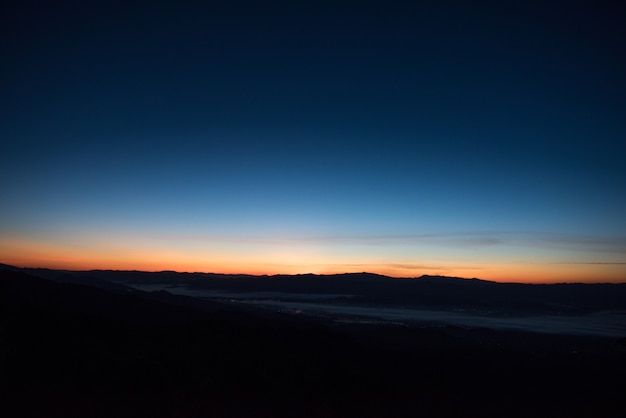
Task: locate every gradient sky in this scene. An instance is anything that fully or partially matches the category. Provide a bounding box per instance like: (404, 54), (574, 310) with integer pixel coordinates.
(2, 0), (625, 282)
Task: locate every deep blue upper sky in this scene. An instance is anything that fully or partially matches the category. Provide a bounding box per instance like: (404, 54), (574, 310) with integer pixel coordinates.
(2, 0), (625, 281)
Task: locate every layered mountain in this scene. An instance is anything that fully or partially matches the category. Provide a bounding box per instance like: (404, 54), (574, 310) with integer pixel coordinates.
(5, 264), (625, 315)
(2, 265), (626, 417)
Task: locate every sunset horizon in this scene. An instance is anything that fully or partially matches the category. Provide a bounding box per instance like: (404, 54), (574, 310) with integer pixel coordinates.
(2, 1), (625, 286)
(3, 255), (625, 284)
(3, 2), (626, 416)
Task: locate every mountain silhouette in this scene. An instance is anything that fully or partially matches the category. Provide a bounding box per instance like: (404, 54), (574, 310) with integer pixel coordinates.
(2, 265), (626, 417)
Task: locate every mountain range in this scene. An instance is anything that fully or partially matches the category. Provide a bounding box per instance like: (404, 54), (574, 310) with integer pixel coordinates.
(2, 264), (625, 417)
(3, 263), (626, 315)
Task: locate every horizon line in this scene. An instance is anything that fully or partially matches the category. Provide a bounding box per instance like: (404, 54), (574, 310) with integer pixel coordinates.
(4, 262), (626, 285)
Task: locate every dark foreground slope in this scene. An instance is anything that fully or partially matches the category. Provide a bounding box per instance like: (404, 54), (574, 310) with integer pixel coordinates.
(2, 269), (625, 417)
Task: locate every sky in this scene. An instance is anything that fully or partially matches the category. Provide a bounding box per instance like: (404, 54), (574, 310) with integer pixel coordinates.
(1, 0), (625, 283)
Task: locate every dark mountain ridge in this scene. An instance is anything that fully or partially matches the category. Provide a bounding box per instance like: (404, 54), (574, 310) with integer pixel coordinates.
(4, 264), (624, 314)
(2, 266), (626, 417)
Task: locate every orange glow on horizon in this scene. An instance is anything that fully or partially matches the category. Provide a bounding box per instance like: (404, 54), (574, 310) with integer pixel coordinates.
(2, 236), (625, 284)
(3, 256), (625, 284)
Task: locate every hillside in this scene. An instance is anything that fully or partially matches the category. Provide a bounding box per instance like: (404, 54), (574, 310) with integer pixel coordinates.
(2, 267), (626, 417)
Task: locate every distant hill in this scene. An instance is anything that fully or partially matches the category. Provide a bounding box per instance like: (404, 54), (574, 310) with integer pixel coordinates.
(2, 264), (626, 417)
(3, 263), (626, 314)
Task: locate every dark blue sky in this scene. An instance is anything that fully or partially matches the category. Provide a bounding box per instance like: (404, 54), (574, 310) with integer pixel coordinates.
(2, 0), (625, 281)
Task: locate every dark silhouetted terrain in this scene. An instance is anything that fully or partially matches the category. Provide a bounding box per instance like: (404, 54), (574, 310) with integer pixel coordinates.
(2, 265), (625, 417)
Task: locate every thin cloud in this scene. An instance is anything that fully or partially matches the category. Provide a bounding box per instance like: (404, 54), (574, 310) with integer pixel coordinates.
(121, 230), (626, 256)
(154, 232), (509, 247)
(527, 234), (626, 254)
(552, 262), (626, 265)
(315, 262), (485, 273)
(261, 262), (478, 274)
(383, 263), (485, 271)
